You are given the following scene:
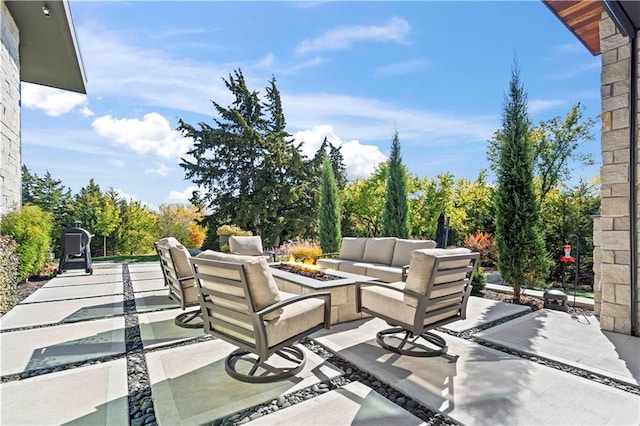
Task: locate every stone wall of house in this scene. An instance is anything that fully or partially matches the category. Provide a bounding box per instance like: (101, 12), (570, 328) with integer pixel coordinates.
(598, 13), (640, 335)
(0, 3), (21, 217)
(592, 216), (602, 316)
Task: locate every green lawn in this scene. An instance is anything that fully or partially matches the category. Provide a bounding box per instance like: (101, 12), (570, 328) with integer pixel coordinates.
(92, 254), (159, 263)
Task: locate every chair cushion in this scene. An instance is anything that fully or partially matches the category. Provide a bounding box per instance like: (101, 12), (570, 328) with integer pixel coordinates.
(265, 296), (326, 347)
(339, 238), (367, 261)
(361, 283), (416, 326)
(361, 282), (463, 329)
(404, 248), (471, 307)
(316, 258), (343, 270)
(366, 264), (403, 283)
(338, 261), (372, 276)
(391, 239), (437, 267)
(362, 238), (396, 265)
(196, 250), (282, 320)
(229, 236), (264, 256)
(157, 237), (192, 278)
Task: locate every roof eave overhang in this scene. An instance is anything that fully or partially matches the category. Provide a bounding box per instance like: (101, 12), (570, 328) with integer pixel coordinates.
(6, 0), (86, 94)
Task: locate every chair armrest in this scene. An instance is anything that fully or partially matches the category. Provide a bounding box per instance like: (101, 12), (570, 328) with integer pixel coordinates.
(401, 265), (410, 282)
(257, 292), (332, 321)
(317, 252), (339, 259)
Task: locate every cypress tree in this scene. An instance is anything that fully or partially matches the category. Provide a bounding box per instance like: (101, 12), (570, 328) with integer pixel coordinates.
(494, 63), (549, 302)
(318, 156), (341, 253)
(381, 131), (410, 238)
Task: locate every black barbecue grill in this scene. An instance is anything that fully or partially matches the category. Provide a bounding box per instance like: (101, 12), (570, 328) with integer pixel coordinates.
(57, 223), (93, 275)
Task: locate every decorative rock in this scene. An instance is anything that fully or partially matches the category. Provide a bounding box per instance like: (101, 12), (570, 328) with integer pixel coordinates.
(396, 397), (406, 405)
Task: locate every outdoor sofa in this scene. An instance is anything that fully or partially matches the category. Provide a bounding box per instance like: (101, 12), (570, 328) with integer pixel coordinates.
(316, 237), (437, 282)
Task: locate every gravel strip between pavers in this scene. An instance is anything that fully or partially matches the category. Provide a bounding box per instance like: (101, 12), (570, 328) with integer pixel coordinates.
(122, 264), (159, 426)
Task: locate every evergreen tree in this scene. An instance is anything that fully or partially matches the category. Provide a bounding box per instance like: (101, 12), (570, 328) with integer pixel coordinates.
(494, 63), (550, 302)
(381, 131), (410, 238)
(318, 156), (341, 253)
(180, 70), (315, 247)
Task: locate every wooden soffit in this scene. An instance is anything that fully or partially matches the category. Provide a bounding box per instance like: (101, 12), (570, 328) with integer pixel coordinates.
(543, 0), (603, 55)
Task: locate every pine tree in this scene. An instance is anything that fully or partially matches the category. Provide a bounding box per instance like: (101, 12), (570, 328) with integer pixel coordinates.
(381, 131), (410, 238)
(318, 156), (341, 253)
(494, 63), (550, 302)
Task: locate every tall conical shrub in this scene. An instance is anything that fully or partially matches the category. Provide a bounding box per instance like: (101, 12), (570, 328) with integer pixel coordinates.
(382, 131), (410, 238)
(318, 156), (341, 253)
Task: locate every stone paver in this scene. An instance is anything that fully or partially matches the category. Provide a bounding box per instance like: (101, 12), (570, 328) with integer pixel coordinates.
(134, 289), (178, 312)
(1, 317), (125, 376)
(146, 339), (342, 424)
(129, 270), (164, 283)
(248, 381), (425, 425)
(138, 308), (204, 349)
(442, 296), (531, 332)
(44, 272), (122, 287)
(0, 294), (123, 330)
(313, 318), (640, 426)
(0, 359), (128, 425)
(128, 263), (162, 273)
(132, 277), (166, 293)
(21, 281), (123, 303)
(476, 309), (640, 387)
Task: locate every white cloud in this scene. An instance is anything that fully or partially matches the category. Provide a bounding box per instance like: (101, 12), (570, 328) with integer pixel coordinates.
(108, 159), (125, 168)
(165, 186), (201, 204)
(281, 57), (327, 74)
(528, 99), (566, 114)
(292, 125), (387, 179)
(284, 92), (498, 147)
(91, 112), (193, 158)
(295, 16), (410, 55)
(113, 188), (155, 211)
(375, 59), (428, 77)
(79, 106), (95, 117)
(145, 163), (169, 176)
(21, 83), (89, 116)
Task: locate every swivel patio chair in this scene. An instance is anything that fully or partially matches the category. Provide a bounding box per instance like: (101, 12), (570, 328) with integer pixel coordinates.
(356, 248), (479, 357)
(190, 251), (331, 382)
(228, 236), (275, 262)
(154, 237), (203, 328)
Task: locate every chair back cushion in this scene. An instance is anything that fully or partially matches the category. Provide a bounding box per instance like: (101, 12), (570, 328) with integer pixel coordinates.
(390, 239), (437, 266)
(404, 248), (472, 307)
(362, 238), (397, 265)
(196, 250), (282, 320)
(156, 237), (192, 278)
(339, 237), (368, 261)
(229, 236), (264, 256)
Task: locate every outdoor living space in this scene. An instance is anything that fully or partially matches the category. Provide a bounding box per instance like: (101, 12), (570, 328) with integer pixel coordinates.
(1, 261), (638, 425)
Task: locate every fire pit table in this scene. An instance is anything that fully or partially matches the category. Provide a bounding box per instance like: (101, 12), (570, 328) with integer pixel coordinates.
(269, 263), (378, 324)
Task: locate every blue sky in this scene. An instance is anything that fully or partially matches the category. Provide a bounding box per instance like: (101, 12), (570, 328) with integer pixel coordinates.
(21, 1), (601, 209)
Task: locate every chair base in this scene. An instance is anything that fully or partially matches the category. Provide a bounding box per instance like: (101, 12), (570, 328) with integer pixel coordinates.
(225, 346), (306, 383)
(174, 309), (204, 329)
(376, 327), (448, 357)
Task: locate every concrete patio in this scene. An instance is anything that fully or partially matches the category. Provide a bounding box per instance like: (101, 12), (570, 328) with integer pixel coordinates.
(1, 262), (638, 425)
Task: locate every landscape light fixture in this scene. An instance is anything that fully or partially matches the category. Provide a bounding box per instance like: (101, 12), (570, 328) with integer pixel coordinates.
(42, 4), (50, 17)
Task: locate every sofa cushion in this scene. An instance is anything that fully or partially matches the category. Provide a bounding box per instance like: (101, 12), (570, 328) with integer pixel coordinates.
(196, 250), (282, 320)
(339, 238), (368, 261)
(316, 258), (343, 270)
(338, 260), (372, 276)
(362, 238), (396, 265)
(229, 236), (264, 256)
(391, 239), (437, 267)
(366, 264), (403, 283)
(157, 237), (192, 278)
(403, 248), (472, 307)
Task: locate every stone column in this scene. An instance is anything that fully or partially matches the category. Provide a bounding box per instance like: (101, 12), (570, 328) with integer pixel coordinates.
(598, 13), (639, 335)
(0, 3), (21, 217)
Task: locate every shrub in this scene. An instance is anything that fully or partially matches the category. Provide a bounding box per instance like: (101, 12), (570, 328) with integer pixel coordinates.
(471, 267), (487, 294)
(0, 235), (20, 315)
(280, 239), (322, 264)
(463, 231), (497, 267)
(216, 224), (252, 236)
(0, 205), (53, 282)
